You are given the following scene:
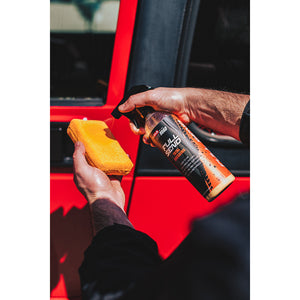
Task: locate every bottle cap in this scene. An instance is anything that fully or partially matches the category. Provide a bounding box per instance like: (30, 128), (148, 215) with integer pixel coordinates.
(111, 85), (155, 128)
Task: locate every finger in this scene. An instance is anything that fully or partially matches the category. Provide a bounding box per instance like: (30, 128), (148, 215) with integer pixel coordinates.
(73, 141), (90, 175)
(142, 135), (152, 145)
(179, 113), (191, 125)
(142, 134), (156, 147)
(109, 175), (123, 192)
(109, 175), (123, 183)
(129, 122), (146, 135)
(118, 90), (158, 113)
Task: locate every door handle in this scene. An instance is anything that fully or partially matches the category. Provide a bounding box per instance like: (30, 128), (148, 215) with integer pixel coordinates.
(188, 122), (246, 148)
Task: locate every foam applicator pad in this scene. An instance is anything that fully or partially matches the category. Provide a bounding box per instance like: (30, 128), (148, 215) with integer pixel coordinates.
(67, 119), (133, 175)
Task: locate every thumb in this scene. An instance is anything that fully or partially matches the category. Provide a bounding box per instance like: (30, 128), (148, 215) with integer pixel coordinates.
(73, 141), (90, 175)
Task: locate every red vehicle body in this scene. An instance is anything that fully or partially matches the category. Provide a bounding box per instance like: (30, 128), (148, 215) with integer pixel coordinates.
(50, 0), (250, 298)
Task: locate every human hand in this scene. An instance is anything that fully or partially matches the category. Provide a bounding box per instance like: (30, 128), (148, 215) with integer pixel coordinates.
(73, 141), (125, 211)
(118, 87), (191, 144)
(118, 87), (249, 141)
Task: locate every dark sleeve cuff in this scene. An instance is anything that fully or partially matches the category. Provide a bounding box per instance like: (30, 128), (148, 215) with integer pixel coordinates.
(239, 100), (250, 146)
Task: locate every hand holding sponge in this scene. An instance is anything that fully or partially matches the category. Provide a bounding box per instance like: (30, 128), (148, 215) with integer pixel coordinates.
(67, 119), (133, 175)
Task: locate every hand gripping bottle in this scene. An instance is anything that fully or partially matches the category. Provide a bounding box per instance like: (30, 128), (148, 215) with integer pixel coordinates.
(112, 85), (235, 201)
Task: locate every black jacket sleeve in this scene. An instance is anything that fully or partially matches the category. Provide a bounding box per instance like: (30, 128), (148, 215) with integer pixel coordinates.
(239, 100), (250, 146)
(79, 193), (250, 300)
(79, 223), (162, 299)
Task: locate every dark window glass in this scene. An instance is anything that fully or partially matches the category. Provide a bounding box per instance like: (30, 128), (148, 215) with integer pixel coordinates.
(187, 0), (250, 94)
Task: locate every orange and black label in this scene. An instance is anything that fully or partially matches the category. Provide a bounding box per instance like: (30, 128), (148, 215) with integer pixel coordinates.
(150, 115), (233, 199)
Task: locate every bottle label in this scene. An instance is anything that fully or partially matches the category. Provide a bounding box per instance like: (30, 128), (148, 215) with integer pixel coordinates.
(150, 115), (233, 199)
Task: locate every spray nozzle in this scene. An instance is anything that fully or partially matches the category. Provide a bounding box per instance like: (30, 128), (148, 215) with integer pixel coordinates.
(111, 85), (155, 128)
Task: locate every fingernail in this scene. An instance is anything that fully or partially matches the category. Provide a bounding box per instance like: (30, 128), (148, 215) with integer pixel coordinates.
(143, 136), (149, 144)
(75, 141), (80, 148)
(118, 104), (125, 111)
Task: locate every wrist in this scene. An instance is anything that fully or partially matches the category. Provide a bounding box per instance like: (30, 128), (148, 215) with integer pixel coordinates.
(87, 190), (125, 212)
(185, 88), (249, 139)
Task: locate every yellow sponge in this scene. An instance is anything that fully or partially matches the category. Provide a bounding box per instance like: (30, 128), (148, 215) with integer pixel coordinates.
(67, 119), (133, 175)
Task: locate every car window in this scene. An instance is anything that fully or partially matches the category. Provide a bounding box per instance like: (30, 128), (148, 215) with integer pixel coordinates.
(50, 0), (120, 105)
(134, 0), (250, 177)
(187, 0), (250, 94)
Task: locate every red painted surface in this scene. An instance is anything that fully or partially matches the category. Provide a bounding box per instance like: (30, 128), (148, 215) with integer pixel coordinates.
(50, 0), (139, 298)
(128, 176), (250, 259)
(50, 174), (91, 298)
(50, 298), (81, 300)
(50, 174), (133, 298)
(106, 0), (139, 106)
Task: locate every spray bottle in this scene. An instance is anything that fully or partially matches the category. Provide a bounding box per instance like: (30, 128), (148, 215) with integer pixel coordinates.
(111, 85), (235, 201)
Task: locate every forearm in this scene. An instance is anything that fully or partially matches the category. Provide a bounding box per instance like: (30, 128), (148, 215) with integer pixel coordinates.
(184, 88), (249, 140)
(90, 198), (133, 235)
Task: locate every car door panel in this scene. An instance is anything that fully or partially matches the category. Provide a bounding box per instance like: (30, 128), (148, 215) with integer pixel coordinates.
(128, 176), (250, 258)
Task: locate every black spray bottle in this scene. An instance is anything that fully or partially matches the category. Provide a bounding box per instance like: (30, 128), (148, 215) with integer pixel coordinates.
(112, 85), (235, 201)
